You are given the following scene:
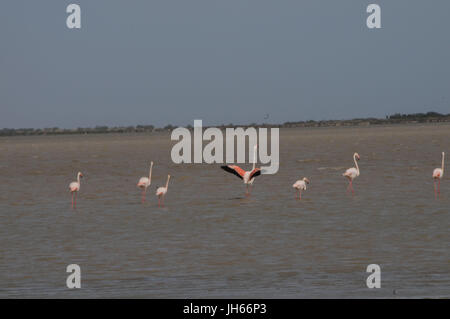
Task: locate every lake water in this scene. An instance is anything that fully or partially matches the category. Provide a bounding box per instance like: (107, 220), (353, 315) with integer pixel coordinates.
(0, 124), (449, 298)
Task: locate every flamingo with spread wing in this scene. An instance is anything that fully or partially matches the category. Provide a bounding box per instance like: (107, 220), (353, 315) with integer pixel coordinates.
(221, 145), (261, 196)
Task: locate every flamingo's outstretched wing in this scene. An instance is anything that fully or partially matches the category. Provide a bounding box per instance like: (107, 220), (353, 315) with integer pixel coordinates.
(249, 168), (261, 180)
(221, 165), (245, 180)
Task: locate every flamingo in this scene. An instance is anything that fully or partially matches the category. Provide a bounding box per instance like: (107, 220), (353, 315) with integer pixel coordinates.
(156, 174), (171, 207)
(221, 145), (261, 196)
(69, 172), (83, 209)
(293, 177), (310, 200)
(433, 152), (445, 198)
(343, 152), (360, 195)
(137, 161), (153, 203)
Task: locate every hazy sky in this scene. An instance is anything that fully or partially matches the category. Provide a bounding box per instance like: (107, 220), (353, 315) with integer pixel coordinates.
(1, 1), (449, 129)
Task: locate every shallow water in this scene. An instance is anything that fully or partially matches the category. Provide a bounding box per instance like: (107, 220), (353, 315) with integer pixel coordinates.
(0, 124), (449, 298)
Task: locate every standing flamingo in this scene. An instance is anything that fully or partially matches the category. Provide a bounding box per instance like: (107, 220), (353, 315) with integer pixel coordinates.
(293, 177), (310, 200)
(137, 161), (153, 203)
(156, 174), (171, 207)
(433, 152), (445, 198)
(342, 153), (360, 195)
(69, 172), (83, 209)
(221, 144), (261, 196)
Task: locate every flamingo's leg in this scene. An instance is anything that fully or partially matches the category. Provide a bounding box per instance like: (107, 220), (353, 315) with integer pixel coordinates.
(71, 192), (74, 209)
(438, 179), (441, 198)
(74, 192), (77, 208)
(299, 190), (302, 201)
(350, 180), (355, 195)
(161, 195), (165, 207)
(434, 180), (437, 199)
(157, 196), (160, 207)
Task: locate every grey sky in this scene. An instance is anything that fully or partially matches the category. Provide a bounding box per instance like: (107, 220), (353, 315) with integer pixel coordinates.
(1, 1), (449, 129)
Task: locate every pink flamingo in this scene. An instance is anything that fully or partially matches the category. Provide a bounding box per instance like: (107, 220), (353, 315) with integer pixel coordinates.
(156, 174), (171, 207)
(137, 161), (153, 203)
(293, 177), (310, 200)
(433, 152), (445, 198)
(69, 172), (83, 209)
(221, 145), (261, 196)
(343, 152), (360, 195)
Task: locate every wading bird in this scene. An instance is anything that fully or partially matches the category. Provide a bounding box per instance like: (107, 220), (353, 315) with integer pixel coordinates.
(221, 145), (261, 196)
(433, 152), (445, 198)
(69, 172), (83, 209)
(156, 174), (171, 207)
(137, 161), (153, 203)
(293, 177), (310, 200)
(343, 153), (360, 195)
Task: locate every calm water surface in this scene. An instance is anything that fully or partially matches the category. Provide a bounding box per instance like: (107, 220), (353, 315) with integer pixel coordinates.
(0, 124), (449, 298)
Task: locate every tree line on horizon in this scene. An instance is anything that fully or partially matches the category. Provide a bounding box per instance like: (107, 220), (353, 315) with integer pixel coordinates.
(1, 112), (449, 136)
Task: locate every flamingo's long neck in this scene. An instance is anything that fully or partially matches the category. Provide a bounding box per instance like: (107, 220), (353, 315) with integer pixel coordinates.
(77, 173), (81, 187)
(442, 152), (445, 173)
(354, 154), (360, 176)
(165, 176), (170, 190)
(149, 163), (153, 181)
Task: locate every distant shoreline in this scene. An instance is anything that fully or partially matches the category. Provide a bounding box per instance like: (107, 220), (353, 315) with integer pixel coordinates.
(1, 112), (449, 137)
